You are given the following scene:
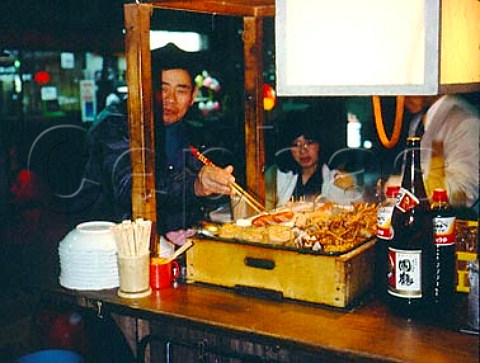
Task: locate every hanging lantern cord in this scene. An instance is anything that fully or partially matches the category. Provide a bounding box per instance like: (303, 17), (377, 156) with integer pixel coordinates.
(373, 95), (404, 149)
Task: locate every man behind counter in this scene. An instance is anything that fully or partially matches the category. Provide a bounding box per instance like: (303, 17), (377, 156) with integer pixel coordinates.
(386, 94), (479, 214)
(75, 43), (235, 235)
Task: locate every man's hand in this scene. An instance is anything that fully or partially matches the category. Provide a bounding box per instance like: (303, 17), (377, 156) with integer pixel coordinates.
(194, 165), (235, 197)
(333, 171), (356, 190)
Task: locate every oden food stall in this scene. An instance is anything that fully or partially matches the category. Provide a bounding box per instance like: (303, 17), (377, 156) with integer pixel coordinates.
(51, 0), (476, 361)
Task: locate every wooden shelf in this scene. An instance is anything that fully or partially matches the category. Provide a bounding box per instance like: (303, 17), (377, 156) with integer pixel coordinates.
(151, 0), (274, 17)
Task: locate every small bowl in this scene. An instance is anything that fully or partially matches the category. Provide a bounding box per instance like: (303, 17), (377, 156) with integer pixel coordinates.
(59, 221), (117, 252)
(14, 349), (83, 363)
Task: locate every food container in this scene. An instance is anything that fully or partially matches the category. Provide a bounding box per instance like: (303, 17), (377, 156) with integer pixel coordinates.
(186, 236), (376, 308)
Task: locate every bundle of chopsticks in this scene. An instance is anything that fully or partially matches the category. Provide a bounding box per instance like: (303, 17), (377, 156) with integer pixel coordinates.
(111, 218), (152, 257)
(190, 146), (265, 213)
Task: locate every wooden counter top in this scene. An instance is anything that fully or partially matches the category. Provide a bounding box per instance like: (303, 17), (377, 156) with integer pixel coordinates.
(38, 282), (478, 363)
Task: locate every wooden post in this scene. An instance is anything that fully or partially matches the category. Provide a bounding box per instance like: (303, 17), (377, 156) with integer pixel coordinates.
(124, 3), (158, 254)
(123, 6), (155, 360)
(243, 16), (265, 204)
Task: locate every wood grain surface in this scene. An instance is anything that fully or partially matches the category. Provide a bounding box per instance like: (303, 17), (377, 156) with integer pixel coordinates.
(39, 282), (479, 363)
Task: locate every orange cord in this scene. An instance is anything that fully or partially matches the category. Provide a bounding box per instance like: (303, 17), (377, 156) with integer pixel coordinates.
(372, 95), (405, 149)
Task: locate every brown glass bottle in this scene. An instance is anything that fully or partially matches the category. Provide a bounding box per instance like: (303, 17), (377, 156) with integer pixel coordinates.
(386, 137), (434, 319)
(431, 188), (456, 311)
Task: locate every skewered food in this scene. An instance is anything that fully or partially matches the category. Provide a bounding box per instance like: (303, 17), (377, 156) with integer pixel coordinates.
(217, 202), (377, 253)
(251, 209), (295, 227)
(293, 203), (377, 253)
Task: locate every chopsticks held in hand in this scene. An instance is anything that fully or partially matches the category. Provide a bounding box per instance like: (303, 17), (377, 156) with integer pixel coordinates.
(190, 146), (265, 213)
(111, 218), (152, 257)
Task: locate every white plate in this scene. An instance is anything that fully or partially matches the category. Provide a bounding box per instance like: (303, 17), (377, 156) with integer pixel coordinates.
(60, 272), (118, 281)
(59, 255), (118, 264)
(59, 221), (118, 252)
(59, 276), (119, 290)
(60, 267), (118, 274)
(60, 264), (118, 272)
(58, 247), (117, 257)
(59, 267), (118, 275)
(59, 245), (117, 254)
(59, 271), (119, 281)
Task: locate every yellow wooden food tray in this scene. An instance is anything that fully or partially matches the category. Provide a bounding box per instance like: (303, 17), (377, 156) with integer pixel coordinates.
(186, 237), (376, 308)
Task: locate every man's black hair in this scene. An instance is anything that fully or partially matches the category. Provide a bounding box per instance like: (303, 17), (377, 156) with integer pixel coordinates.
(151, 42), (202, 86)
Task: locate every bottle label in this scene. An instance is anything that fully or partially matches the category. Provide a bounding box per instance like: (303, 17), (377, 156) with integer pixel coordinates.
(387, 247), (422, 298)
(395, 188), (420, 213)
(433, 216), (456, 246)
(377, 206), (394, 239)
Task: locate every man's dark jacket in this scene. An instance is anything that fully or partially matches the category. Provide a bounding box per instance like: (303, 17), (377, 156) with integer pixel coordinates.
(74, 101), (203, 234)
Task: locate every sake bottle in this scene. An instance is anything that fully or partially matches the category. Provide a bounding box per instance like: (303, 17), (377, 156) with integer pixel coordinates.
(386, 137), (434, 319)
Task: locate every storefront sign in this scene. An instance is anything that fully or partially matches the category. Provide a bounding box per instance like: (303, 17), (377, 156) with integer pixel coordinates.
(41, 86), (57, 101)
(80, 80), (97, 122)
(61, 52), (75, 69)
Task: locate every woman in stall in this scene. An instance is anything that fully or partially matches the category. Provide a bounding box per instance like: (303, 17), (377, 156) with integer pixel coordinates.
(265, 109), (362, 209)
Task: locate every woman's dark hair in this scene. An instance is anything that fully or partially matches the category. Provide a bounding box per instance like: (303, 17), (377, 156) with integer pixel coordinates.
(275, 109), (326, 173)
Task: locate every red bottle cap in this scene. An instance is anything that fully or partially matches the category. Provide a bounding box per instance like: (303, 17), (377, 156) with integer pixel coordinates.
(432, 188), (448, 202)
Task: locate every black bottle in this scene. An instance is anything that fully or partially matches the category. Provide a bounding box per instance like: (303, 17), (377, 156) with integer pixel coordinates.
(386, 137), (434, 319)
(431, 188), (456, 311)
